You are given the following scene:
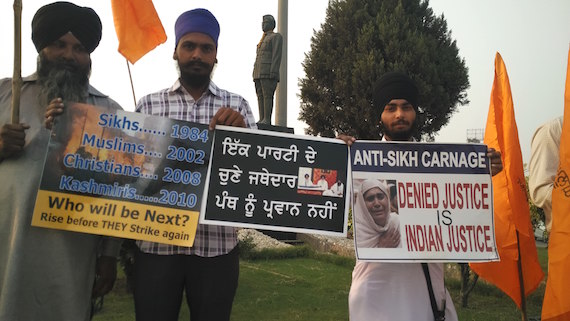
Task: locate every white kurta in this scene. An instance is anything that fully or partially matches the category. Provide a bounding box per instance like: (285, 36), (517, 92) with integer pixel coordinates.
(349, 261), (458, 321)
(0, 75), (121, 321)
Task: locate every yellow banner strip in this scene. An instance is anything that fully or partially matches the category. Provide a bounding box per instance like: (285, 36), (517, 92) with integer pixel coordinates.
(32, 190), (198, 247)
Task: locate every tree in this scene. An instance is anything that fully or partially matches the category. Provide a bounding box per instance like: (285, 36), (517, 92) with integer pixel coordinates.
(299, 0), (469, 140)
(526, 174), (547, 241)
(459, 263), (479, 307)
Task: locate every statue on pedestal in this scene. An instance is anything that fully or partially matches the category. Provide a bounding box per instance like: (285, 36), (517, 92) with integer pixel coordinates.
(252, 14), (283, 125)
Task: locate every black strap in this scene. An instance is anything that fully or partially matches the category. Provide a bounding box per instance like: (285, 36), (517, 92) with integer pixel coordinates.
(421, 263), (446, 321)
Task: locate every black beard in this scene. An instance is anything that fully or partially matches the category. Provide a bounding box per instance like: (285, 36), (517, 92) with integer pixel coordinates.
(381, 120), (416, 141)
(178, 60), (213, 88)
(37, 52), (90, 105)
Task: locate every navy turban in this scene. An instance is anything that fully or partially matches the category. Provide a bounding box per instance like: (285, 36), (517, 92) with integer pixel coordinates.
(175, 8), (220, 48)
(32, 1), (102, 53)
(373, 72), (419, 116)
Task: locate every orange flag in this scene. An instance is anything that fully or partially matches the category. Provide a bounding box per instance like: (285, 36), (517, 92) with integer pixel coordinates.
(111, 0), (167, 64)
(542, 46), (570, 321)
(470, 52), (544, 308)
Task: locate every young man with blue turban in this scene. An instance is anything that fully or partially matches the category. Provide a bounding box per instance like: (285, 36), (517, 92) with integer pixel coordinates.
(133, 8), (257, 321)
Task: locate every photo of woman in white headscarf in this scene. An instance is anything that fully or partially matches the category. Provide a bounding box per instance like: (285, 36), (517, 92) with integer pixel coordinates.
(354, 179), (401, 248)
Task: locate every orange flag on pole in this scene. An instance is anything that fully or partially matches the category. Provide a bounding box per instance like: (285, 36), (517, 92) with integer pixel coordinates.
(470, 52), (544, 308)
(542, 46), (570, 321)
(111, 0), (166, 64)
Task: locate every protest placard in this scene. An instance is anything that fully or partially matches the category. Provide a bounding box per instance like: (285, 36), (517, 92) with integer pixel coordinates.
(201, 126), (350, 236)
(351, 141), (499, 262)
(32, 103), (211, 246)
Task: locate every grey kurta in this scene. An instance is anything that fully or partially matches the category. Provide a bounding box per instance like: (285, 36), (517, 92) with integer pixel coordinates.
(0, 75), (122, 321)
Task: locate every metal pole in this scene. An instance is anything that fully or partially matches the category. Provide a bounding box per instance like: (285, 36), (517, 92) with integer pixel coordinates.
(275, 0), (288, 127)
(126, 59), (138, 108)
(515, 231), (529, 321)
(11, 0), (23, 124)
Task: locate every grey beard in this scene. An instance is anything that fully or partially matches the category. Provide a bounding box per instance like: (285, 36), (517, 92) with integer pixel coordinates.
(37, 53), (91, 106)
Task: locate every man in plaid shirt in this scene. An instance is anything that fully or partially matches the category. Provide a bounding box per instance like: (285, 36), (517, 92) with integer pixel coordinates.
(133, 8), (257, 321)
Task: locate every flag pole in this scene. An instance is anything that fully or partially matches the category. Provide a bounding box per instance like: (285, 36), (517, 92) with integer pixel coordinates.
(11, 0), (22, 124)
(516, 231), (528, 321)
(125, 59), (137, 108)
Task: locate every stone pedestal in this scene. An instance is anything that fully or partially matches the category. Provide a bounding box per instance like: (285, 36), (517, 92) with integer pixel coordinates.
(256, 123), (294, 134)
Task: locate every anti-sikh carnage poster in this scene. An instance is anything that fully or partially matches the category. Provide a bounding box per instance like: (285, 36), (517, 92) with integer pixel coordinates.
(32, 103), (210, 246)
(351, 141), (499, 262)
(201, 126), (350, 236)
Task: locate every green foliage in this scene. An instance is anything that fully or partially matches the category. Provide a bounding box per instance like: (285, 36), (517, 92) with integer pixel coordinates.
(525, 175), (546, 229)
(238, 233), (257, 259)
(347, 207), (353, 238)
(240, 244), (354, 268)
(299, 0), (469, 140)
(243, 245), (312, 260)
(526, 175), (548, 243)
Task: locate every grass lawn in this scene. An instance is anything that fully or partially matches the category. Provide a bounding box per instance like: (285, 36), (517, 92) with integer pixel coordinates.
(93, 245), (547, 321)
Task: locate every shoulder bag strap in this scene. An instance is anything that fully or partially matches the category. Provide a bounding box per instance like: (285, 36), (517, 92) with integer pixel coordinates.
(421, 263), (446, 321)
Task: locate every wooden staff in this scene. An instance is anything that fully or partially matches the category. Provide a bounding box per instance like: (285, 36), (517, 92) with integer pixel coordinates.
(11, 0), (22, 124)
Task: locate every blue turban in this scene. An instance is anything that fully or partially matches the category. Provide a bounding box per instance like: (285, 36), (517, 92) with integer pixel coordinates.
(175, 8), (220, 48)
(32, 1), (102, 53)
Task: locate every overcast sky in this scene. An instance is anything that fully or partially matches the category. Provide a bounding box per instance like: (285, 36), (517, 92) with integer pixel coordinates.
(0, 0), (569, 163)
